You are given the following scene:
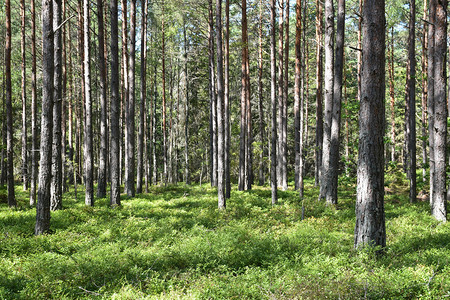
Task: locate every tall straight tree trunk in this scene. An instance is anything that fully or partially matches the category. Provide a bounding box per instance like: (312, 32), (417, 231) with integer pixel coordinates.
(421, 0), (428, 182)
(294, 0), (302, 193)
(314, 0), (324, 186)
(407, 0), (416, 203)
(84, 0), (94, 206)
(258, 0), (266, 186)
(126, 0), (136, 196)
(76, 0), (84, 186)
(161, 6), (168, 185)
(137, 0), (148, 194)
(21, 0), (28, 191)
(271, 0), (278, 205)
(327, 0), (345, 203)
(216, 0), (225, 209)
(183, 20), (190, 185)
(109, 0), (120, 206)
(120, 0), (128, 187)
(30, 0), (38, 205)
(208, 0), (217, 188)
(281, 0), (289, 190)
(357, 0), (363, 102)
(239, 0), (247, 191)
(35, 0), (54, 234)
(5, 0), (16, 207)
(428, 0), (436, 208)
(51, 0), (63, 211)
(354, 0), (386, 250)
(61, 0), (67, 193)
(319, 0), (334, 201)
(431, 0), (447, 221)
(245, 0), (252, 190)
(277, 0), (284, 188)
(388, 28), (396, 163)
(224, 0), (231, 198)
(97, 0), (107, 198)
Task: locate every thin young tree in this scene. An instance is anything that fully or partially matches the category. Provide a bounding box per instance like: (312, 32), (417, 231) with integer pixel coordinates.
(51, 0), (63, 211)
(209, 0), (217, 188)
(137, 0), (148, 194)
(35, 0), (54, 234)
(271, 0), (278, 205)
(5, 0), (16, 207)
(183, 19), (190, 185)
(84, 0), (94, 206)
(354, 0), (386, 249)
(161, 3), (168, 185)
(97, 0), (108, 198)
(21, 0), (28, 191)
(258, 0), (266, 186)
(109, 0), (121, 206)
(216, 0), (225, 209)
(421, 0), (427, 181)
(282, 0), (289, 191)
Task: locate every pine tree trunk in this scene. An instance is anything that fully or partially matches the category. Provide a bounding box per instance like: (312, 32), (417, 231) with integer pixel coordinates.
(431, 0), (447, 221)
(258, 0), (266, 187)
(354, 0), (386, 249)
(294, 0), (302, 193)
(208, 0), (217, 188)
(35, 0), (54, 234)
(244, 0), (252, 190)
(109, 0), (120, 206)
(21, 0), (28, 191)
(5, 0), (16, 207)
(428, 0), (436, 208)
(239, 0), (247, 191)
(137, 0), (148, 194)
(224, 0), (231, 198)
(319, 0), (334, 202)
(121, 0), (128, 188)
(281, 0), (289, 191)
(421, 0), (428, 182)
(30, 0), (38, 206)
(277, 0), (284, 188)
(407, 0), (416, 203)
(162, 6), (168, 185)
(51, 0), (63, 210)
(84, 0), (94, 206)
(388, 28), (396, 163)
(97, 0), (108, 198)
(314, 0), (323, 187)
(271, 0), (278, 205)
(183, 21), (190, 185)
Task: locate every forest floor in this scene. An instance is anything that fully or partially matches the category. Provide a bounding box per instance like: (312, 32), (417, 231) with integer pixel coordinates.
(1, 172), (450, 299)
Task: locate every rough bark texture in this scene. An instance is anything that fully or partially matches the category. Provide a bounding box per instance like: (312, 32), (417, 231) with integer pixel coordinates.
(421, 0), (428, 181)
(137, 0), (148, 194)
(281, 0), (289, 190)
(354, 0), (386, 249)
(21, 0), (28, 191)
(271, 0), (278, 205)
(83, 0), (94, 206)
(258, 0), (266, 187)
(407, 0), (416, 203)
(51, 0), (63, 211)
(319, 0), (334, 202)
(125, 0), (136, 196)
(35, 0), (53, 234)
(294, 0), (302, 193)
(5, 0), (16, 207)
(277, 0), (284, 188)
(314, 0), (323, 187)
(224, 0), (231, 198)
(30, 0), (38, 206)
(427, 0), (435, 207)
(431, 0), (447, 221)
(109, 0), (120, 206)
(183, 21), (190, 186)
(162, 6), (168, 185)
(216, 0), (225, 209)
(97, 0), (108, 198)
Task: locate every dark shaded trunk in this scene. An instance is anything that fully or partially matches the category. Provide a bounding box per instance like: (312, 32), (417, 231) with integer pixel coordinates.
(224, 0), (231, 198)
(51, 0), (63, 211)
(109, 0), (120, 206)
(21, 0), (28, 191)
(5, 0), (16, 207)
(35, 0), (54, 234)
(354, 0), (386, 250)
(314, 0), (323, 186)
(271, 0), (278, 205)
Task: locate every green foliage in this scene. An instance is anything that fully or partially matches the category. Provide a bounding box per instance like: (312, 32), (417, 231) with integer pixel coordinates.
(1, 179), (449, 299)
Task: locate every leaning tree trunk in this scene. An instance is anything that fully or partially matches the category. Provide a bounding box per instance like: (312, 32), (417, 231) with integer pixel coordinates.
(35, 0), (54, 234)
(5, 0), (16, 207)
(354, 0), (386, 250)
(431, 0), (447, 221)
(51, 0), (63, 211)
(270, 0), (278, 205)
(109, 0), (121, 206)
(97, 0), (108, 198)
(84, 0), (94, 206)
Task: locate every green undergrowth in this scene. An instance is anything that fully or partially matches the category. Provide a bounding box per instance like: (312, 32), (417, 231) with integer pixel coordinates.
(0, 177), (449, 299)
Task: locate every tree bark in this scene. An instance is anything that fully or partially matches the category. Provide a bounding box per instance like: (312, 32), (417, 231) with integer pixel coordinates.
(271, 0), (278, 205)
(109, 0), (120, 206)
(388, 28), (396, 163)
(97, 0), (108, 198)
(84, 0), (94, 206)
(281, 0), (289, 191)
(428, 0), (436, 207)
(35, 0), (54, 234)
(137, 0), (148, 194)
(225, 0), (231, 198)
(421, 0), (428, 182)
(30, 0), (38, 205)
(407, 0), (416, 203)
(208, 0), (217, 188)
(161, 5), (168, 185)
(51, 0), (63, 211)
(314, 0), (323, 186)
(354, 0), (386, 250)
(431, 0), (447, 221)
(216, 0), (225, 209)
(21, 0), (28, 191)
(258, 0), (266, 186)
(5, 0), (16, 207)
(294, 0), (302, 193)
(183, 20), (190, 186)
(277, 0), (284, 188)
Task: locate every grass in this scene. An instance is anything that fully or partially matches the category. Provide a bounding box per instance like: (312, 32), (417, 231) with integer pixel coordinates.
(0, 175), (449, 299)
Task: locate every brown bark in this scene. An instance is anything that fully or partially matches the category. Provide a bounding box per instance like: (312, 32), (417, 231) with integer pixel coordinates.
(277, 0), (284, 188)
(258, 0), (266, 186)
(271, 0), (278, 205)
(21, 0), (28, 191)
